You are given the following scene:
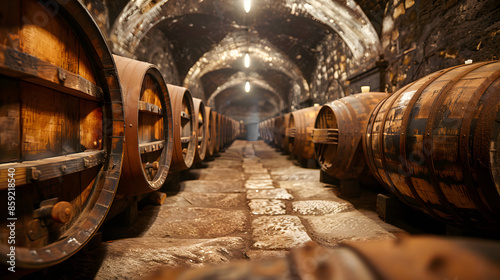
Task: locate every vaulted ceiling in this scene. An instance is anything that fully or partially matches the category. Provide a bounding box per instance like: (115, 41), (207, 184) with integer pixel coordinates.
(105, 0), (383, 123)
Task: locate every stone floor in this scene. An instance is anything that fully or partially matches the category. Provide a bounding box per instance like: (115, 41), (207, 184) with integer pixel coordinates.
(32, 140), (403, 279)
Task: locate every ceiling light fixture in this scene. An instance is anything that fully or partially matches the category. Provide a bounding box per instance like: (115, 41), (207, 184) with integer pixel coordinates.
(244, 53), (250, 68)
(244, 0), (251, 13)
(245, 81), (251, 93)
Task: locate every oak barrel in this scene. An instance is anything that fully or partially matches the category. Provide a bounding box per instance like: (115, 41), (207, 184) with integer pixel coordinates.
(166, 85), (196, 172)
(273, 116), (284, 148)
(0, 0), (124, 268)
(213, 111), (221, 154)
(192, 98), (207, 162)
(218, 114), (226, 151)
(113, 55), (173, 196)
(363, 61), (500, 227)
(205, 106), (215, 157)
(281, 113), (291, 152)
(286, 106), (321, 159)
(313, 93), (386, 180)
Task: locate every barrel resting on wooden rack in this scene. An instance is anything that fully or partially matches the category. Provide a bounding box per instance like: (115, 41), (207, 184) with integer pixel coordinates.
(312, 92), (387, 193)
(0, 0), (124, 268)
(363, 60), (500, 228)
(286, 106), (321, 161)
(166, 85), (196, 172)
(113, 55), (174, 198)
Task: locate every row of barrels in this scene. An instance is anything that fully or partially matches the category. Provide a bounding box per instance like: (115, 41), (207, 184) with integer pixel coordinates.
(0, 0), (244, 269)
(259, 60), (500, 230)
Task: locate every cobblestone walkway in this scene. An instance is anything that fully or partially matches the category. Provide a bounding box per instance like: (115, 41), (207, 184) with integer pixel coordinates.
(49, 140), (402, 279)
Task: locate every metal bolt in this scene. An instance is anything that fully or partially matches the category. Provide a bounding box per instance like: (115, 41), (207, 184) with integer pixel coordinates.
(58, 69), (67, 81)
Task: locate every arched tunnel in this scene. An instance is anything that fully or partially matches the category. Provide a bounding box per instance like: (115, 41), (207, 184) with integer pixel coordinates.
(1, 0), (500, 279)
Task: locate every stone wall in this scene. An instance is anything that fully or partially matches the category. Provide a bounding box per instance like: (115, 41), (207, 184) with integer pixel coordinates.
(381, 0), (500, 92)
(308, 0), (499, 106)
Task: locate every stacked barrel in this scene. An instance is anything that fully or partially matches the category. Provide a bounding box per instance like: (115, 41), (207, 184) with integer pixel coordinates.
(259, 61), (500, 229)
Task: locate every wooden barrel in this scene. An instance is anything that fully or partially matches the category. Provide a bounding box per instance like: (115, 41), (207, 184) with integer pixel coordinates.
(213, 111), (221, 153)
(219, 114), (227, 151)
(286, 106), (321, 159)
(192, 98), (207, 162)
(281, 113), (291, 152)
(363, 61), (500, 227)
(273, 116), (284, 148)
(166, 85), (196, 172)
(313, 93), (386, 180)
(113, 55), (173, 197)
(0, 0), (124, 268)
(268, 118), (276, 145)
(205, 106), (215, 157)
(222, 115), (231, 148)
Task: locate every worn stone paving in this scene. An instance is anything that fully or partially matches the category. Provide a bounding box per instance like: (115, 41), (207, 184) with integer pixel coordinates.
(47, 140), (402, 279)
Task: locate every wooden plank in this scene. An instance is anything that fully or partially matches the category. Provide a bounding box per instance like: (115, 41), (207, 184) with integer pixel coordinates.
(61, 94), (80, 154)
(0, 44), (103, 101)
(138, 101), (163, 115)
(0, 150), (105, 189)
(311, 128), (339, 144)
(20, 0), (79, 73)
(139, 140), (165, 154)
(0, 77), (21, 163)
(141, 74), (162, 107)
(286, 128), (296, 138)
(21, 82), (62, 161)
(78, 43), (96, 84)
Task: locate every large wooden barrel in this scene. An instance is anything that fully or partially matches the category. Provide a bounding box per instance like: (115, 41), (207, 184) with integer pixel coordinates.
(212, 111), (221, 154)
(363, 61), (500, 227)
(218, 114), (226, 151)
(313, 93), (386, 180)
(113, 55), (173, 197)
(273, 116), (284, 148)
(0, 0), (124, 268)
(286, 106), (321, 159)
(192, 98), (207, 162)
(166, 85), (196, 172)
(205, 107), (215, 157)
(281, 113), (291, 152)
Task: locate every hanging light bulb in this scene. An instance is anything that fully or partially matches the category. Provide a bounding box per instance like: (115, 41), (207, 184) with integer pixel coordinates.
(244, 0), (251, 13)
(244, 53), (250, 68)
(245, 81), (251, 93)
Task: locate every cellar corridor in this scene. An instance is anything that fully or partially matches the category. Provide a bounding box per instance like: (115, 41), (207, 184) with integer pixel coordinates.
(1, 1), (500, 279)
(29, 140), (401, 279)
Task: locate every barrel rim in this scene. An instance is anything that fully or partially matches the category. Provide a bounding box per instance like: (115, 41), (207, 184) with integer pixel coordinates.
(0, 0), (125, 268)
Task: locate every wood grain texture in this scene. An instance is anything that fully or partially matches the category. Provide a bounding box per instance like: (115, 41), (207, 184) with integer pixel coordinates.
(0, 77), (21, 163)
